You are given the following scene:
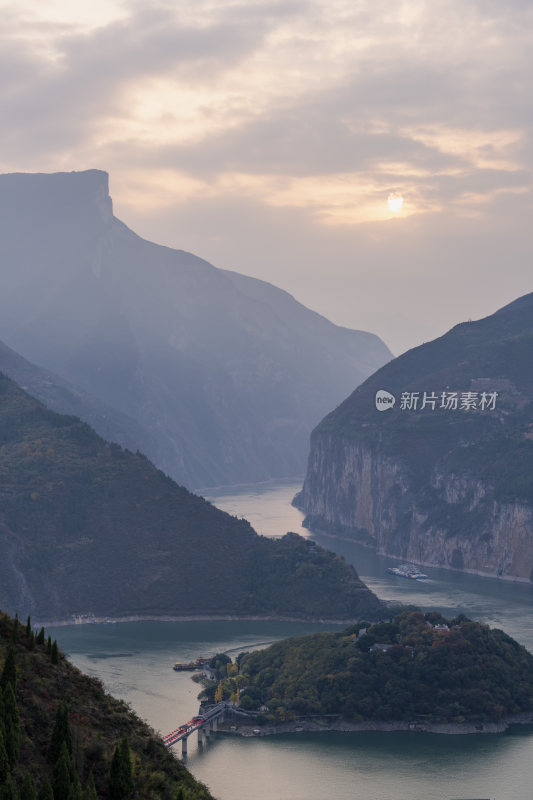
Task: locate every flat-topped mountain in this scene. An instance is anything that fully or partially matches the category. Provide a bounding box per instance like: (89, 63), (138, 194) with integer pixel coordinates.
(296, 292), (533, 580)
(0, 170), (391, 489)
(0, 370), (385, 623)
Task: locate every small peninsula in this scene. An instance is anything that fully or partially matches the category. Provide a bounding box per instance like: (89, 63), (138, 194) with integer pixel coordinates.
(209, 611), (533, 735)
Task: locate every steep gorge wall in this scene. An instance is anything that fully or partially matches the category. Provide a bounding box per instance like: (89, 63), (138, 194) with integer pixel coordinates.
(297, 432), (533, 581)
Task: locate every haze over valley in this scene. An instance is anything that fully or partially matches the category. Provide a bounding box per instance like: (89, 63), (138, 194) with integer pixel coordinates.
(1, 1), (533, 798)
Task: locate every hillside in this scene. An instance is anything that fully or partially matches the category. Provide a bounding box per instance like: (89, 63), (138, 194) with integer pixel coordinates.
(237, 611), (533, 726)
(0, 169), (391, 490)
(0, 611), (213, 799)
(0, 371), (384, 623)
(295, 292), (533, 580)
(0, 339), (160, 461)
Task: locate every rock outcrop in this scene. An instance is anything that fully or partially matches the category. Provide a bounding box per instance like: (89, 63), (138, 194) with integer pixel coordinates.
(296, 292), (533, 581)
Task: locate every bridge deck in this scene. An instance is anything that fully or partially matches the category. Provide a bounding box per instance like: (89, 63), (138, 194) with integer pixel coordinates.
(163, 702), (227, 746)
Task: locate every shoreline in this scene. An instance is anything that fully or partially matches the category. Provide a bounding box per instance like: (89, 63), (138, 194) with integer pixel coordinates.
(41, 612), (365, 628)
(218, 712), (533, 737)
(306, 526), (533, 584)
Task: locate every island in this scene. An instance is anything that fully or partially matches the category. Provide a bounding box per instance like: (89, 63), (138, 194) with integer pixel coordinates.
(200, 611), (533, 735)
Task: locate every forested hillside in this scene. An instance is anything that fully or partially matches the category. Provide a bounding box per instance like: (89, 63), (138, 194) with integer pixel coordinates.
(237, 611), (533, 724)
(0, 371), (384, 623)
(0, 611), (213, 799)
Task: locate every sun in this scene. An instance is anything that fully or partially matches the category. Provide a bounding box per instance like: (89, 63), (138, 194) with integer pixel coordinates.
(387, 192), (404, 213)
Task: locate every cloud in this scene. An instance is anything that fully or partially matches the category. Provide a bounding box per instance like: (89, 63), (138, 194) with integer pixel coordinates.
(1, 0), (532, 351)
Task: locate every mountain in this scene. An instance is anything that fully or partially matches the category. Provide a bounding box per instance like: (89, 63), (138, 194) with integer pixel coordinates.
(237, 611), (533, 728)
(0, 170), (392, 490)
(0, 611), (214, 799)
(0, 370), (385, 622)
(295, 292), (533, 580)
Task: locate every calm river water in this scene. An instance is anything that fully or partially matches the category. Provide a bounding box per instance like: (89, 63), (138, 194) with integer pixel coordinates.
(50, 479), (533, 800)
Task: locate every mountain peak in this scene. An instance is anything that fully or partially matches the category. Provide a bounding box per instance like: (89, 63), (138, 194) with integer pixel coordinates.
(0, 168), (113, 224)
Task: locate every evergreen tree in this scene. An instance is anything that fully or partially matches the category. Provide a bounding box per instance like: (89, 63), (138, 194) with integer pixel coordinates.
(46, 638), (51, 656)
(25, 618), (31, 638)
(3, 685), (20, 768)
(36, 777), (53, 800)
(0, 647), (16, 691)
(120, 737), (134, 797)
(48, 702), (73, 764)
(28, 633), (35, 652)
(36, 629), (45, 647)
(11, 618), (18, 645)
(0, 692), (5, 739)
(52, 743), (73, 800)
(19, 773), (36, 800)
(82, 772), (97, 800)
(66, 775), (81, 800)
(108, 736), (133, 800)
(176, 788), (185, 800)
(0, 728), (9, 785)
(0, 772), (18, 800)
(51, 642), (59, 666)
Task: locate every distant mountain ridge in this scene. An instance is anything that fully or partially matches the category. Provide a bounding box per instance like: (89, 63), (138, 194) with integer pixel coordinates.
(0, 170), (392, 489)
(0, 338), (160, 458)
(0, 369), (385, 622)
(296, 292), (533, 580)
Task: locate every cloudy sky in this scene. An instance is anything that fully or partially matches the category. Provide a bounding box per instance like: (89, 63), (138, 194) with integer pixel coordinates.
(1, 0), (532, 353)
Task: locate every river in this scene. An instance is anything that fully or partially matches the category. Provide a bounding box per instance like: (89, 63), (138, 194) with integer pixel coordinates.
(50, 478), (533, 800)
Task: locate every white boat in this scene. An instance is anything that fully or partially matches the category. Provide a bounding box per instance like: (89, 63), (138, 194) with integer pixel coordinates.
(387, 563), (428, 580)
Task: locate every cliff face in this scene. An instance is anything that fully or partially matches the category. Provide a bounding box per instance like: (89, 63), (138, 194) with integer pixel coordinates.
(299, 432), (533, 580)
(296, 292), (533, 581)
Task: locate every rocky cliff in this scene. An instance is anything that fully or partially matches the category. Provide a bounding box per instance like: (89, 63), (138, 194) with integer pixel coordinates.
(296, 292), (533, 581)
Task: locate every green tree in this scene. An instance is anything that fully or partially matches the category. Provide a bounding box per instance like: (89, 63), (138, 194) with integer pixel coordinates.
(48, 702), (73, 764)
(51, 642), (59, 665)
(52, 742), (74, 800)
(0, 772), (18, 800)
(19, 773), (36, 800)
(36, 777), (53, 800)
(46, 638), (51, 656)
(82, 772), (97, 800)
(36, 629), (45, 647)
(0, 728), (9, 785)
(0, 648), (16, 691)
(66, 775), (81, 800)
(3, 685), (20, 768)
(108, 736), (133, 800)
(25, 618), (31, 638)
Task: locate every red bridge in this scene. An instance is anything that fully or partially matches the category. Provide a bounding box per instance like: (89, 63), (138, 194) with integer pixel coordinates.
(163, 702), (227, 755)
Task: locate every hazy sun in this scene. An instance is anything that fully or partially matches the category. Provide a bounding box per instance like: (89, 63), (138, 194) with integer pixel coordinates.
(387, 192), (404, 213)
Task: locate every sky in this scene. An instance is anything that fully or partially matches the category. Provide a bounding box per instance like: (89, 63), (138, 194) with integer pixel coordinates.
(1, 0), (532, 355)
